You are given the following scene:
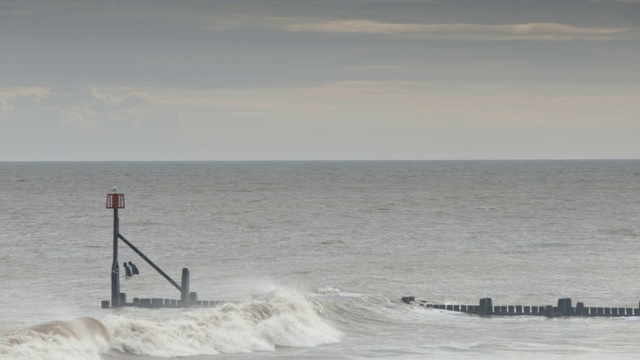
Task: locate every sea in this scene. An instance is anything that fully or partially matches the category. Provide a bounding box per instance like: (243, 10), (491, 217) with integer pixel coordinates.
(1, 160), (640, 360)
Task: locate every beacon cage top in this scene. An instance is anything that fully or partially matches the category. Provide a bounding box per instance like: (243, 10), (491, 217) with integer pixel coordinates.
(106, 193), (125, 209)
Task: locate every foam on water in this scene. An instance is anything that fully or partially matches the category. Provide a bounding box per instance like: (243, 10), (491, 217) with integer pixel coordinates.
(0, 287), (341, 359)
(107, 287), (341, 357)
(0, 317), (110, 360)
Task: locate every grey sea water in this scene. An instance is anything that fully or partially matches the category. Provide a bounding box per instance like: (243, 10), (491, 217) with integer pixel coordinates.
(1, 160), (640, 359)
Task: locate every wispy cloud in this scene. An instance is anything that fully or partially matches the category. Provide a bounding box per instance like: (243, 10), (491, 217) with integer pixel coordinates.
(0, 87), (49, 118)
(0, 87), (49, 102)
(85, 82), (640, 125)
(285, 20), (638, 41)
(592, 0), (640, 3)
(43, 88), (162, 128)
(91, 6), (638, 42)
(31, 2), (637, 42)
(90, 87), (153, 109)
(6, 83), (639, 133)
(55, 106), (99, 128)
(3, 84), (639, 160)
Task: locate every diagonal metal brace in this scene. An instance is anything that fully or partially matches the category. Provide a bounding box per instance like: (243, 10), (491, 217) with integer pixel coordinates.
(118, 234), (182, 292)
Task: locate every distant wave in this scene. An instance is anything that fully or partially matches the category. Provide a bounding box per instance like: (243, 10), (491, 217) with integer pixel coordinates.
(0, 287), (341, 359)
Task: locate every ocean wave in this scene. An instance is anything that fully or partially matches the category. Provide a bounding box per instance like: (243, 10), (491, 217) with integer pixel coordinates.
(0, 317), (110, 360)
(106, 287), (341, 357)
(0, 287), (341, 359)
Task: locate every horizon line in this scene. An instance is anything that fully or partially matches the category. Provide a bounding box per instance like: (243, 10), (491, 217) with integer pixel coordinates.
(1, 158), (639, 163)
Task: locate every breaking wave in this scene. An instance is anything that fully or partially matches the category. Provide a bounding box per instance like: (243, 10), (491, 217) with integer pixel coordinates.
(0, 287), (341, 359)
(0, 317), (110, 360)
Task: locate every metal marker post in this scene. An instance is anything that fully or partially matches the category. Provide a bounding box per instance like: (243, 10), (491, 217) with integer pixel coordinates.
(107, 188), (125, 307)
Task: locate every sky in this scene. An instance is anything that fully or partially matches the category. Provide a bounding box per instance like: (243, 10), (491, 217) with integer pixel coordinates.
(1, 0), (639, 161)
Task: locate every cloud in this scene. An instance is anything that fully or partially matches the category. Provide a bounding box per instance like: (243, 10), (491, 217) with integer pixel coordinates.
(55, 105), (99, 127)
(591, 0), (640, 3)
(77, 87), (157, 124)
(285, 20), (638, 41)
(93, 82), (640, 128)
(3, 83), (639, 160)
(7, 84), (639, 131)
(0, 87), (49, 118)
(90, 87), (153, 108)
(349, 64), (404, 71)
(34, 88), (161, 128)
(101, 6), (636, 42)
(0, 87), (49, 103)
(109, 83), (640, 161)
(0, 99), (13, 118)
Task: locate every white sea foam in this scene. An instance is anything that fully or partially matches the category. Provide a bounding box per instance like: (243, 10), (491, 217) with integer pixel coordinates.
(105, 287), (341, 357)
(0, 288), (340, 359)
(316, 286), (342, 294)
(0, 317), (110, 360)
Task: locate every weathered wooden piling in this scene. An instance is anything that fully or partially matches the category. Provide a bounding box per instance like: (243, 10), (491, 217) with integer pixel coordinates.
(575, 302), (584, 315)
(557, 298), (572, 315)
(181, 268), (190, 306)
(479, 298), (492, 315)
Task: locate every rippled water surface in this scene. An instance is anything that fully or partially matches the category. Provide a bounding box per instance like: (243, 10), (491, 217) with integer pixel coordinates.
(1, 160), (640, 359)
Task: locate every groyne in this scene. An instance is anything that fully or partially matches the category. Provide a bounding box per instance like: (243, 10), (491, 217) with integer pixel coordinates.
(102, 190), (223, 309)
(402, 296), (640, 317)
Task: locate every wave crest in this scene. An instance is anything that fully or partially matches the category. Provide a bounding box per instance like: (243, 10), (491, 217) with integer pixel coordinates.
(0, 317), (110, 360)
(105, 287), (341, 357)
(0, 288), (340, 359)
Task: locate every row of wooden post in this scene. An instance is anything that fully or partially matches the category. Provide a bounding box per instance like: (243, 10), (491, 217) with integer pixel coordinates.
(401, 297), (640, 317)
(100, 291), (225, 309)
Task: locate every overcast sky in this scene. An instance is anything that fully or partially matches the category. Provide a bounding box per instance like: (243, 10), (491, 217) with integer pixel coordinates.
(1, 0), (639, 161)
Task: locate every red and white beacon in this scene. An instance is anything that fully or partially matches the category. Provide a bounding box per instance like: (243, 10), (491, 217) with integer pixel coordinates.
(106, 186), (125, 209)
